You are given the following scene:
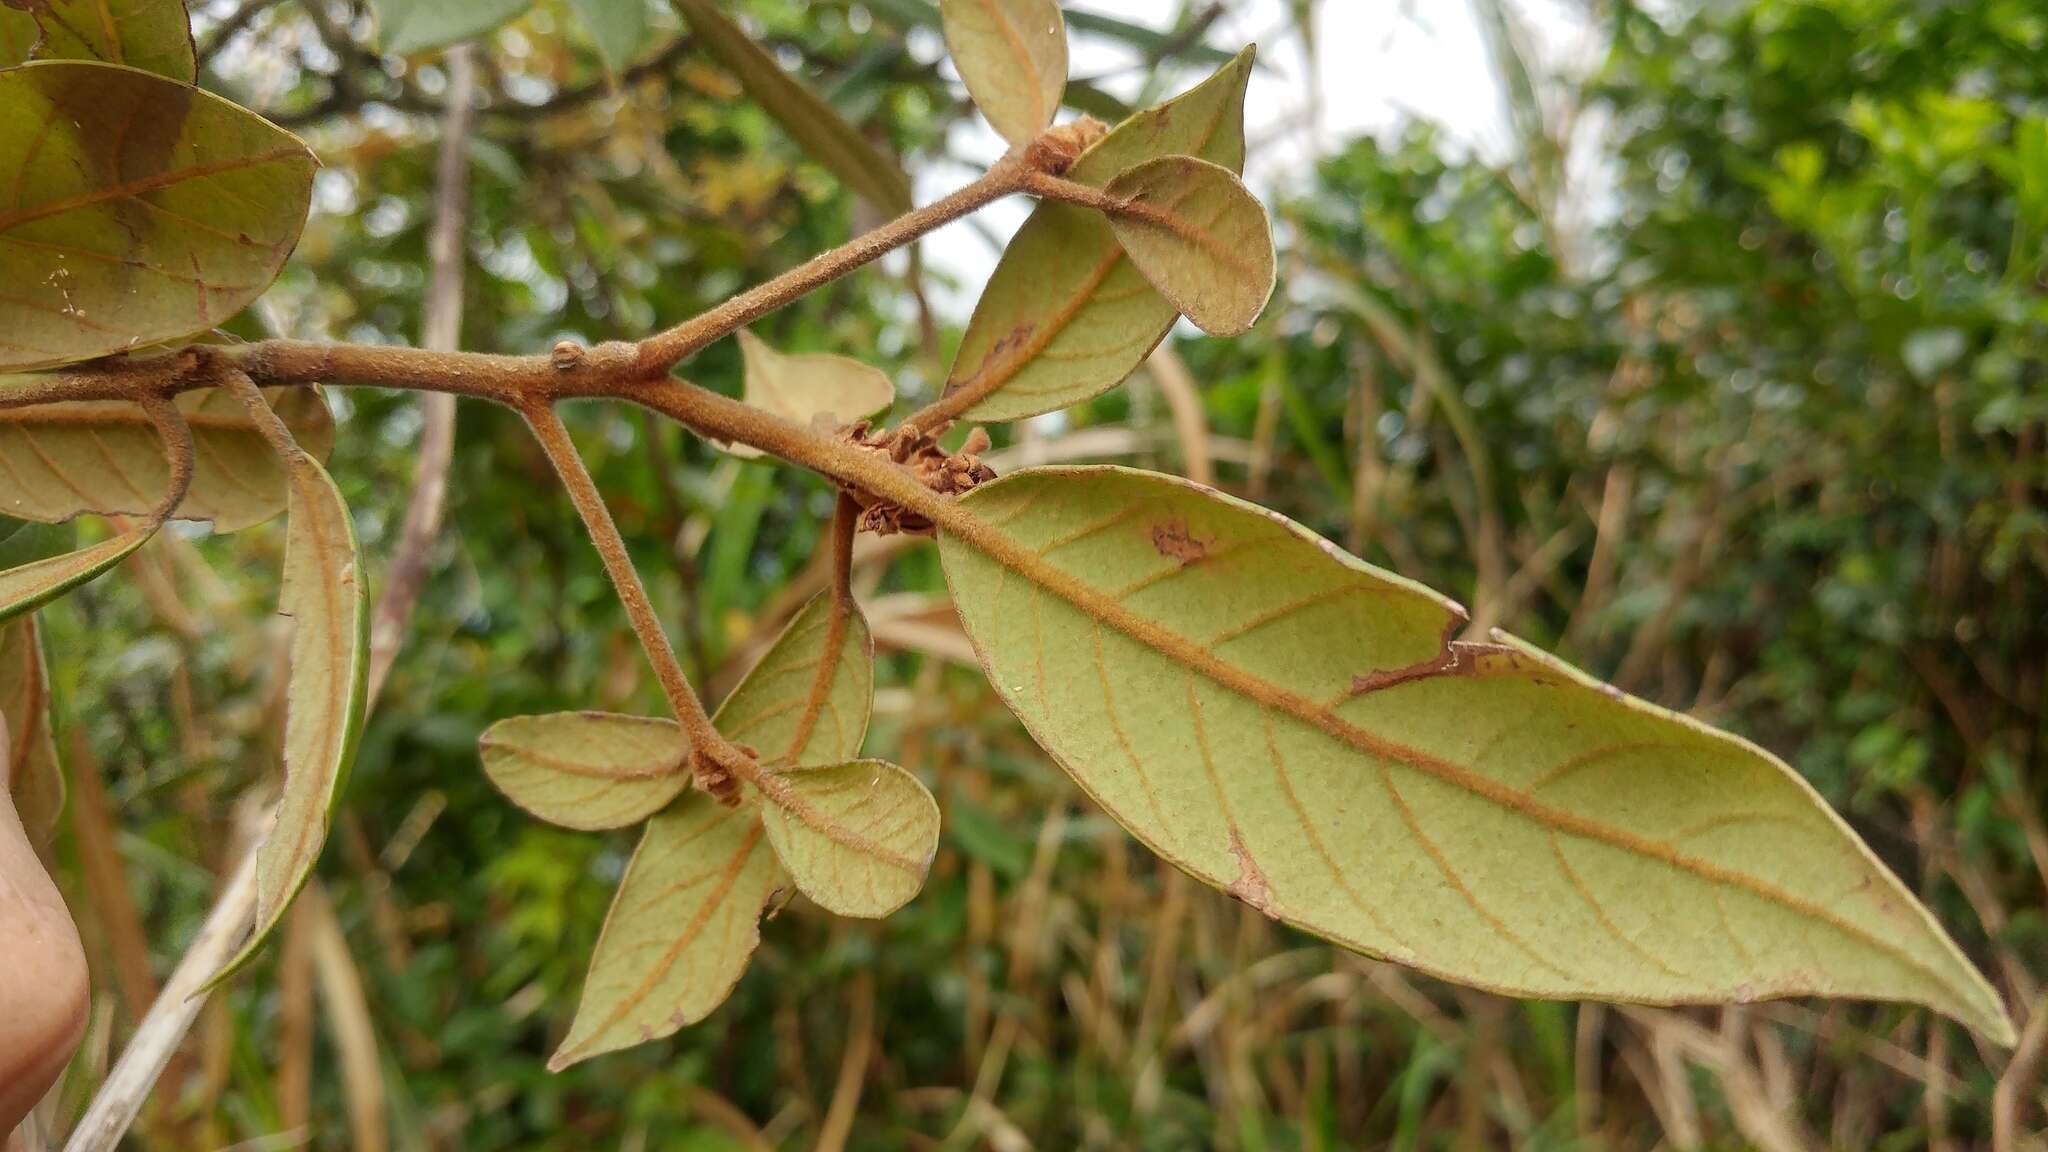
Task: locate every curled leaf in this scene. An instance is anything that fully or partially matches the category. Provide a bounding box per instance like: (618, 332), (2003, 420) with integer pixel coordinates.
(1, 616), (65, 851)
(0, 386), (335, 532)
(725, 331), (895, 460)
(0, 0), (197, 79)
(937, 466), (2015, 1045)
(756, 759), (939, 918)
(940, 0), (1067, 147)
(548, 794), (787, 1070)
(0, 62), (316, 372)
(1101, 156), (1274, 336)
(210, 418), (368, 982)
(939, 47), (1252, 423)
(479, 712), (691, 831)
(0, 524), (156, 623)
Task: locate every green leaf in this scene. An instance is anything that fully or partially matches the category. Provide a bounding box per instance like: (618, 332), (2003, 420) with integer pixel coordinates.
(936, 466), (2016, 1045)
(940, 0), (1067, 147)
(755, 759), (938, 918)
(0, 0), (197, 79)
(0, 62), (316, 372)
(1101, 156), (1274, 336)
(724, 330), (894, 460)
(713, 590), (874, 766)
(479, 712), (691, 831)
(1, 615), (65, 851)
(548, 590), (870, 1068)
(565, 0), (645, 74)
(212, 444), (368, 980)
(939, 46), (1253, 423)
(372, 0), (529, 54)
(547, 794), (787, 1070)
(0, 385), (335, 532)
(0, 515), (72, 570)
(0, 523), (155, 623)
(670, 0), (912, 214)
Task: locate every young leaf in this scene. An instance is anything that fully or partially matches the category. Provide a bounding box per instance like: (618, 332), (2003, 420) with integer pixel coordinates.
(755, 759), (939, 918)
(940, 0), (1067, 147)
(723, 331), (895, 460)
(212, 443), (368, 980)
(0, 525), (156, 623)
(566, 0), (646, 74)
(1101, 156), (1275, 337)
(0, 62), (316, 372)
(0, 386), (335, 532)
(1, 616), (65, 851)
(936, 466), (2016, 1045)
(372, 0), (530, 54)
(670, 0), (912, 215)
(547, 794), (788, 1070)
(479, 712), (691, 831)
(547, 590), (869, 1067)
(939, 47), (1252, 423)
(0, 0), (198, 79)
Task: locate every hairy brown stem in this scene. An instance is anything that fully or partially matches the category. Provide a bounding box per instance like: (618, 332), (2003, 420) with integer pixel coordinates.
(519, 403), (742, 780)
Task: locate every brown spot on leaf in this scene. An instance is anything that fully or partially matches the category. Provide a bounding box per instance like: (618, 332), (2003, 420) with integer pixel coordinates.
(1150, 517), (1209, 563)
(1226, 830), (1275, 917)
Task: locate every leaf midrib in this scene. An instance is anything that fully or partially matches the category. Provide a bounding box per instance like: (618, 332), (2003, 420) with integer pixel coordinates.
(944, 501), (1969, 999)
(0, 144), (311, 234)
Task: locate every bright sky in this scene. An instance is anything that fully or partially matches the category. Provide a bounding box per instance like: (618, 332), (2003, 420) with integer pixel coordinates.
(909, 0), (1596, 314)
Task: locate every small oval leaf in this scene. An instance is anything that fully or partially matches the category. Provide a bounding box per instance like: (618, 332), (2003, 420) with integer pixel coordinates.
(0, 0), (197, 79)
(756, 758), (939, 918)
(940, 0), (1067, 147)
(937, 466), (2015, 1045)
(479, 712), (690, 831)
(0, 62), (316, 372)
(940, 46), (1252, 423)
(0, 385), (335, 532)
(1101, 156), (1274, 337)
(212, 445), (368, 981)
(714, 590), (874, 766)
(1, 615), (65, 850)
(725, 331), (894, 460)
(548, 794), (787, 1070)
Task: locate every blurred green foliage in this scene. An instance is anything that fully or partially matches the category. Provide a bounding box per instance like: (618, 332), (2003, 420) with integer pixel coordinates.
(31, 0), (2044, 1147)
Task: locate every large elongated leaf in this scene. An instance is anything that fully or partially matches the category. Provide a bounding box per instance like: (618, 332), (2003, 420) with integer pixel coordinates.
(670, 0), (912, 215)
(757, 759), (938, 918)
(724, 330), (894, 460)
(0, 386), (334, 532)
(372, 0), (529, 54)
(479, 712), (691, 831)
(214, 446), (368, 979)
(940, 47), (1252, 423)
(937, 466), (2015, 1044)
(1101, 156), (1275, 337)
(941, 0), (1067, 147)
(0, 0), (197, 78)
(549, 590), (872, 1068)
(547, 795), (786, 1071)
(0, 62), (316, 372)
(1, 616), (64, 850)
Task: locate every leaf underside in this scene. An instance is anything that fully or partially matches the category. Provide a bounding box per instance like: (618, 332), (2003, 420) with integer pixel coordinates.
(1103, 155), (1275, 338)
(1, 615), (65, 850)
(936, 465), (2014, 1045)
(0, 61), (316, 372)
(0, 0), (198, 79)
(213, 449), (368, 981)
(479, 711), (691, 831)
(0, 523), (156, 623)
(941, 0), (1067, 147)
(550, 591), (873, 1068)
(0, 385), (335, 532)
(941, 46), (1253, 423)
(757, 758), (939, 918)
(726, 330), (895, 460)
